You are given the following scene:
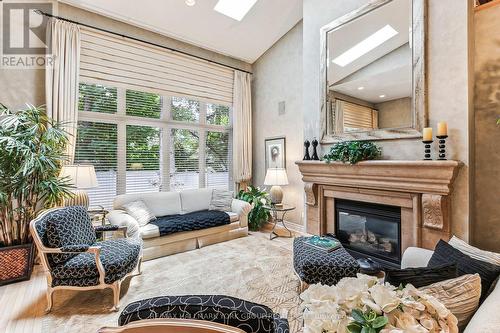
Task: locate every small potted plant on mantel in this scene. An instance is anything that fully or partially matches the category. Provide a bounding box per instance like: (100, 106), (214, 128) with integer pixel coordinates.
(322, 141), (382, 164)
(0, 104), (71, 286)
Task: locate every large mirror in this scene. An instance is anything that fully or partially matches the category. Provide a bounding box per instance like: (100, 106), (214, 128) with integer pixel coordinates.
(320, 0), (426, 143)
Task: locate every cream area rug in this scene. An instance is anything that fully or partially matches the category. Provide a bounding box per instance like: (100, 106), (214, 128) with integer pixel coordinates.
(42, 234), (303, 333)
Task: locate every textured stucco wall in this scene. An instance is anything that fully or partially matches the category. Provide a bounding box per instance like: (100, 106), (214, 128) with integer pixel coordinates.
(252, 21), (304, 227)
(0, 2), (251, 110)
(301, 0), (473, 239)
(473, 4), (500, 251)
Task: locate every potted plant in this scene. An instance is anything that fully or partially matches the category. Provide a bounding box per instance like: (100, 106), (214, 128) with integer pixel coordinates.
(323, 141), (382, 164)
(237, 186), (271, 231)
(0, 104), (71, 286)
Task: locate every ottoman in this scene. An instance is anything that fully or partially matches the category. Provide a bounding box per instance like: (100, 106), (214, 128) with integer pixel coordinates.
(293, 236), (360, 290)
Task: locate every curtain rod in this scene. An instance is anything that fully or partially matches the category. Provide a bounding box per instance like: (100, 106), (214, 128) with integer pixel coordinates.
(34, 10), (253, 75)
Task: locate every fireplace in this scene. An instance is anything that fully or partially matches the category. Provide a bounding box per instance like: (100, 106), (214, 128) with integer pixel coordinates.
(335, 199), (401, 267)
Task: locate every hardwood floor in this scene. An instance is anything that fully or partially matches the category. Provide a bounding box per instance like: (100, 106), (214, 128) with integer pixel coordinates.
(0, 229), (301, 333)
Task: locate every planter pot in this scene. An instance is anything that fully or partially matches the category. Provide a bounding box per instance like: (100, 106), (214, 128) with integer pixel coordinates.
(0, 243), (34, 286)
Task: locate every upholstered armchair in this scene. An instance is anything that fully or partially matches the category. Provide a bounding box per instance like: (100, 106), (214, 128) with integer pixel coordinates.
(30, 206), (143, 312)
(101, 295), (289, 333)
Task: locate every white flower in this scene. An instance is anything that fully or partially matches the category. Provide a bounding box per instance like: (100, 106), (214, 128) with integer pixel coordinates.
(260, 198), (267, 205)
(369, 284), (401, 313)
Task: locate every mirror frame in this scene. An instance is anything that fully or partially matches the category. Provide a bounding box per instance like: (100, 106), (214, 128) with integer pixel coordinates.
(319, 0), (427, 143)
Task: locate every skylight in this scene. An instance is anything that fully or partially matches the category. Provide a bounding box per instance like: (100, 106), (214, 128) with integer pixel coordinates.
(332, 25), (398, 67)
(214, 0), (258, 21)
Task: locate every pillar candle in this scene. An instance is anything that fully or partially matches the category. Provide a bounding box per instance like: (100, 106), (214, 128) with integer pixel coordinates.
(423, 127), (433, 141)
(437, 122), (448, 136)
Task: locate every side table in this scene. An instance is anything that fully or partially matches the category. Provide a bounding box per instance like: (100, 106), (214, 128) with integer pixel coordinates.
(263, 204), (295, 240)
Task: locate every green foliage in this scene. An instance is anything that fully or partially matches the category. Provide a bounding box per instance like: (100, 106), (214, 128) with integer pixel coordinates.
(347, 309), (388, 333)
(323, 141), (381, 164)
(237, 186), (271, 231)
(77, 85), (231, 174)
(0, 104), (72, 247)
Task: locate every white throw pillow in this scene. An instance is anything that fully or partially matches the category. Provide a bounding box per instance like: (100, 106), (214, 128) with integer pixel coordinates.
(121, 200), (156, 227)
(107, 210), (140, 238)
(209, 189), (234, 212)
(449, 235), (500, 265)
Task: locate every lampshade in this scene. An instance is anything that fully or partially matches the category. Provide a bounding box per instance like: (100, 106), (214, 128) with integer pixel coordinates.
(60, 164), (98, 189)
(264, 168), (289, 186)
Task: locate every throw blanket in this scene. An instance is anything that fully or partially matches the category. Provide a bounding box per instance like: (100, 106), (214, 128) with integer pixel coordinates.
(150, 210), (231, 237)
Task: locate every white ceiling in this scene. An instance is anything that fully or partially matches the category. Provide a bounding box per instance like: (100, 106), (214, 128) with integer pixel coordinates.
(58, 0), (303, 63)
(327, 0), (411, 103)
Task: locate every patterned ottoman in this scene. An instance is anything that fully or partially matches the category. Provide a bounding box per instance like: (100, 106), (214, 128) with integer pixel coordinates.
(293, 236), (360, 289)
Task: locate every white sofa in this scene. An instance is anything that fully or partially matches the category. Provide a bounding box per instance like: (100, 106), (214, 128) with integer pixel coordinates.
(402, 247), (500, 333)
(107, 189), (251, 261)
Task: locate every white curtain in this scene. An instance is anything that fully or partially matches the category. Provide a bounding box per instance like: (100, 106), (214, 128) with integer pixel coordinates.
(232, 71), (252, 188)
(334, 99), (344, 133)
(46, 19), (81, 163)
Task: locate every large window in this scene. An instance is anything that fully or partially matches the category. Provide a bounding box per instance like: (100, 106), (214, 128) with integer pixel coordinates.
(76, 84), (232, 209)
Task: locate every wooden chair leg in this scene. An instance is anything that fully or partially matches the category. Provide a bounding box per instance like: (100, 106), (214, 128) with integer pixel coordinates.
(110, 281), (121, 312)
(137, 257), (143, 275)
(45, 287), (54, 313)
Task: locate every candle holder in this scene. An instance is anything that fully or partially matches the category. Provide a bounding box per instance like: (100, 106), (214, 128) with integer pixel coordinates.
(437, 135), (448, 160)
(422, 140), (433, 160)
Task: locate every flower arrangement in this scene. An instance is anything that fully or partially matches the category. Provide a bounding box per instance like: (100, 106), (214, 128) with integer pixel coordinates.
(236, 185), (271, 231)
(300, 274), (458, 333)
(323, 141), (381, 164)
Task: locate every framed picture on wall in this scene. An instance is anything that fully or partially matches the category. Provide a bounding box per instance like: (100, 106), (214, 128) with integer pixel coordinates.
(265, 137), (286, 170)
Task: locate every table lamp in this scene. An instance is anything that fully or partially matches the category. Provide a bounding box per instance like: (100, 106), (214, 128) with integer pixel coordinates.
(264, 168), (289, 206)
(60, 164), (98, 209)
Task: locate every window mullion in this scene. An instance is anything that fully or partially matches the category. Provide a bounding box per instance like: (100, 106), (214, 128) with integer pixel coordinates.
(117, 88), (127, 194)
(198, 102), (207, 188)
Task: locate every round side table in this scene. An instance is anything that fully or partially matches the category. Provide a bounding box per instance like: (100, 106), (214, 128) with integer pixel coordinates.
(264, 204), (295, 240)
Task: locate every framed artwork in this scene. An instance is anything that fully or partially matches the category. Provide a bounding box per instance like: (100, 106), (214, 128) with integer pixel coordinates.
(265, 137), (286, 170)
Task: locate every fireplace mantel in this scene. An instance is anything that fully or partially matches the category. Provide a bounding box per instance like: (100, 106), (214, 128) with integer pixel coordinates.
(296, 160), (462, 251)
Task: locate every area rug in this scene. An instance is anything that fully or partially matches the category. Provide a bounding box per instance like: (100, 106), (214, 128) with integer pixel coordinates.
(42, 234), (303, 332)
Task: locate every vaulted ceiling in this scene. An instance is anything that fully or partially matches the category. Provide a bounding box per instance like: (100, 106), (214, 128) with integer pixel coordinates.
(58, 0), (303, 63)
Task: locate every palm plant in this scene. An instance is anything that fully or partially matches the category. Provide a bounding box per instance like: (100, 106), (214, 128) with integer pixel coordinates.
(0, 104), (72, 247)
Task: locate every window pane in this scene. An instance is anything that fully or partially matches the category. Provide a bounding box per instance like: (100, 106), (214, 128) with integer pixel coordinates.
(126, 90), (162, 118)
(170, 128), (199, 191)
(78, 83), (117, 114)
(171, 97), (200, 122)
(206, 131), (231, 190)
(207, 103), (230, 126)
(74, 121), (117, 210)
(126, 125), (161, 194)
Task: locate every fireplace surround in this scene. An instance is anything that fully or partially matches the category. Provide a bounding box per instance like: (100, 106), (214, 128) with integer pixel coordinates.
(296, 160), (462, 252)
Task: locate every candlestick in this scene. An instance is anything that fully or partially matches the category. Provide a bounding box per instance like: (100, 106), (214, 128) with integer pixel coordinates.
(437, 135), (448, 160)
(422, 127), (433, 142)
(437, 122), (448, 137)
(422, 140), (433, 160)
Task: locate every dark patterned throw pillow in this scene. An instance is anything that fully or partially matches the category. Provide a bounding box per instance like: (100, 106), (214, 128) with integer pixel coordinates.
(385, 263), (457, 288)
(428, 239), (500, 302)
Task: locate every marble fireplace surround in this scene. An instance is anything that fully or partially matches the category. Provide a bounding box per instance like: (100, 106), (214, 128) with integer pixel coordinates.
(296, 160), (462, 252)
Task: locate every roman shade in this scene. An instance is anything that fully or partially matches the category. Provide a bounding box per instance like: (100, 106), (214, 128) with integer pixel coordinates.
(79, 28), (234, 105)
(338, 100), (378, 131)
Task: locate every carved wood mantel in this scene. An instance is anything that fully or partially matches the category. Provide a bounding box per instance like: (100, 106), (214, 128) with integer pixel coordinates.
(296, 160), (462, 251)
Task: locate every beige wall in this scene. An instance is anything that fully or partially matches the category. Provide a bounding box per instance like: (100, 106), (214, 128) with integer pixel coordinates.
(473, 4), (500, 252)
(0, 2), (251, 110)
(375, 97), (412, 128)
(297, 0), (474, 240)
(252, 21), (304, 227)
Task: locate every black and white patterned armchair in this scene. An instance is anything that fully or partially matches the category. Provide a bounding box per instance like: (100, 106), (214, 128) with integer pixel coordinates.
(29, 206), (143, 312)
(114, 295), (289, 333)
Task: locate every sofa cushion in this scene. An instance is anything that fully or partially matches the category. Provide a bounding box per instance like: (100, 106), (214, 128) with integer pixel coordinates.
(385, 263), (458, 288)
(449, 235), (500, 266)
(121, 200), (156, 227)
(419, 274), (481, 330)
(428, 240), (500, 302)
(51, 238), (142, 285)
(180, 188), (213, 213)
(464, 276), (500, 333)
(209, 189), (234, 212)
(140, 223), (160, 239)
(114, 192), (182, 217)
(150, 210), (230, 237)
(118, 295), (276, 333)
(45, 206), (96, 264)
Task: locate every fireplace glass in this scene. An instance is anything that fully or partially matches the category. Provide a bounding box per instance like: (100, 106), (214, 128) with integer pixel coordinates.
(335, 199), (401, 265)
